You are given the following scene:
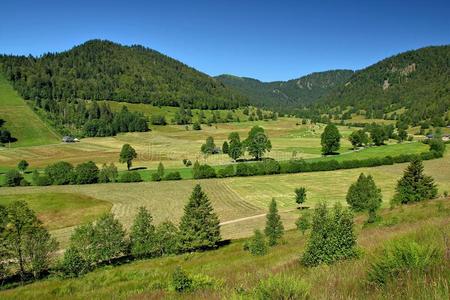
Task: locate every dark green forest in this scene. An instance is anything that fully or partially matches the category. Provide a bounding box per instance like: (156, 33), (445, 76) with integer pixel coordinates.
(0, 40), (247, 110)
(216, 70), (354, 111)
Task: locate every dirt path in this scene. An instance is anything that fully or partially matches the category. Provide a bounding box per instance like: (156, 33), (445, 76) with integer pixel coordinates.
(219, 208), (297, 226)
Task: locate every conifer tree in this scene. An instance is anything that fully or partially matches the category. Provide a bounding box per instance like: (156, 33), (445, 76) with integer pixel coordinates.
(178, 185), (221, 251)
(130, 207), (156, 258)
(264, 198), (284, 246)
(392, 159), (437, 204)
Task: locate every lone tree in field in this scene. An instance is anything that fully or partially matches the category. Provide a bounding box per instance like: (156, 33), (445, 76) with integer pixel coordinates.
(321, 124), (341, 155)
(295, 187), (307, 208)
(392, 159), (437, 204)
(245, 125), (272, 160)
(130, 207), (156, 258)
(17, 160), (29, 174)
(264, 198), (284, 246)
(157, 162), (165, 178)
(346, 173), (382, 223)
(301, 203), (357, 267)
(179, 185), (221, 251)
(228, 132), (243, 161)
(119, 144), (137, 170)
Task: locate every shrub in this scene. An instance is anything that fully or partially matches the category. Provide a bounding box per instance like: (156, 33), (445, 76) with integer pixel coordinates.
(301, 203), (358, 267)
(192, 162), (216, 179)
(245, 229), (268, 256)
(217, 165), (235, 178)
(151, 173), (161, 181)
(119, 171), (142, 183)
(98, 163), (118, 183)
(74, 161), (99, 184)
(171, 267), (193, 293)
(368, 239), (442, 286)
(4, 169), (23, 187)
(253, 274), (310, 300)
(428, 138), (445, 155)
(59, 247), (91, 277)
(45, 161), (74, 185)
(164, 171), (182, 181)
(192, 122), (201, 130)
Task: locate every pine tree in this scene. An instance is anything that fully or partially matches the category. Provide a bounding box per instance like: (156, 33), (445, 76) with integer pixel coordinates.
(130, 207), (156, 258)
(264, 198), (284, 246)
(179, 185), (221, 251)
(392, 159), (438, 204)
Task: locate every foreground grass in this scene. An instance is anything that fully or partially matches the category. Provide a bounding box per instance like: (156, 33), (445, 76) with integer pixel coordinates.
(1, 198), (448, 299)
(0, 74), (60, 147)
(0, 193), (111, 230)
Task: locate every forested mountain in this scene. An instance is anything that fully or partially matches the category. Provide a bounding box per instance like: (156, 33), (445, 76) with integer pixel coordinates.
(216, 70), (354, 111)
(317, 45), (450, 125)
(0, 40), (247, 109)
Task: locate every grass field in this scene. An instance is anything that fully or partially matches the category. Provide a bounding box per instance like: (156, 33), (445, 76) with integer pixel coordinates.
(1, 198), (448, 299)
(0, 74), (60, 147)
(1, 152), (448, 244)
(0, 193), (111, 230)
(0, 116), (427, 174)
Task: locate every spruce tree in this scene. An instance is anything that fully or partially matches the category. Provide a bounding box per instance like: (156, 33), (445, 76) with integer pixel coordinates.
(264, 198), (284, 246)
(178, 185), (221, 251)
(392, 159), (438, 204)
(130, 207), (156, 258)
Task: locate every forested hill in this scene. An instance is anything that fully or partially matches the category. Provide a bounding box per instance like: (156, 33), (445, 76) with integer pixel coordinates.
(215, 70), (354, 110)
(319, 45), (450, 123)
(0, 40), (247, 109)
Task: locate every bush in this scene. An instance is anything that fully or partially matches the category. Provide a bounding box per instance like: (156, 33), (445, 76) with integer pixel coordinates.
(217, 165), (235, 178)
(59, 247), (91, 277)
(192, 162), (216, 179)
(368, 239), (442, 286)
(119, 171), (142, 183)
(164, 171), (182, 181)
(74, 161), (99, 184)
(253, 274), (310, 300)
(151, 173), (161, 181)
(45, 161), (74, 185)
(301, 203), (358, 267)
(98, 163), (118, 183)
(4, 169), (23, 187)
(171, 267), (193, 293)
(34, 174), (51, 186)
(192, 122), (201, 130)
(428, 138), (446, 155)
(244, 229), (268, 256)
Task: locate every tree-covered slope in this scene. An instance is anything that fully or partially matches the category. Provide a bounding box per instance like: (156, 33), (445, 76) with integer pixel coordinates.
(321, 45), (450, 123)
(216, 70), (354, 110)
(0, 40), (247, 109)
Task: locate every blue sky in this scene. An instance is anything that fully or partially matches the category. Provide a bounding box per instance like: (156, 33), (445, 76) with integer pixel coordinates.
(1, 0), (449, 81)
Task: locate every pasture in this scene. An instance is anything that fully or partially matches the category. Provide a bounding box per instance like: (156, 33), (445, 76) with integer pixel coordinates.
(0, 74), (60, 147)
(1, 152), (448, 245)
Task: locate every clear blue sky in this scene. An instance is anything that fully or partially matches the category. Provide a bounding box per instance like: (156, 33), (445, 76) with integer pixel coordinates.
(1, 0), (449, 81)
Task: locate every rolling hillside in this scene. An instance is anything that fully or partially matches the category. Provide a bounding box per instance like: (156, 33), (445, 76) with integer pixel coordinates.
(321, 45), (450, 123)
(0, 40), (247, 109)
(216, 70), (354, 110)
(0, 74), (60, 147)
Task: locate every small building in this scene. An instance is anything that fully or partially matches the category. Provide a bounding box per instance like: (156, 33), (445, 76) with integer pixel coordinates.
(62, 136), (75, 143)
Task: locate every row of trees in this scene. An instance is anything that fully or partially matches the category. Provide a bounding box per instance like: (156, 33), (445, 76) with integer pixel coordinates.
(61, 184), (220, 276)
(201, 125), (272, 161)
